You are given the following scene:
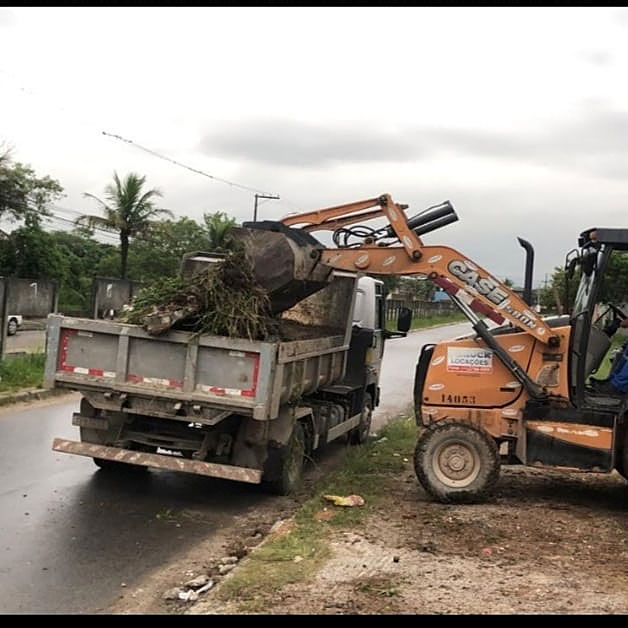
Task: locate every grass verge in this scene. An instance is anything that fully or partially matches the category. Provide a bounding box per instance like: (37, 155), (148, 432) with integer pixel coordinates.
(0, 352), (45, 393)
(387, 311), (467, 332)
(215, 415), (417, 612)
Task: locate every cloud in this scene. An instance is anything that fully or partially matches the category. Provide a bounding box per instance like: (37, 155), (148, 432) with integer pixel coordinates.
(580, 50), (612, 66)
(200, 107), (628, 181)
(200, 120), (425, 167)
(614, 9), (628, 26)
(0, 9), (14, 27)
(416, 109), (628, 180)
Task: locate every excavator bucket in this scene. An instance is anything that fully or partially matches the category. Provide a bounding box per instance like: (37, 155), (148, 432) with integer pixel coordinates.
(230, 222), (333, 313)
(180, 222), (333, 315)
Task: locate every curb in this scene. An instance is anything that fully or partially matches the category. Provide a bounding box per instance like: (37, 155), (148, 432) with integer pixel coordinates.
(187, 517), (297, 615)
(0, 387), (72, 407)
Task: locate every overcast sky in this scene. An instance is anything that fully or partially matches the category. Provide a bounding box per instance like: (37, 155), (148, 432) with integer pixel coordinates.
(2, 7), (628, 286)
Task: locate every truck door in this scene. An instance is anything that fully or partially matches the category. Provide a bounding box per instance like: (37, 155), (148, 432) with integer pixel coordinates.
(372, 279), (386, 370)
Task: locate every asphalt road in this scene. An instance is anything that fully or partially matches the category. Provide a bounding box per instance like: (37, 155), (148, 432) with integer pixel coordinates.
(6, 330), (46, 355)
(373, 322), (471, 430)
(0, 322), (471, 614)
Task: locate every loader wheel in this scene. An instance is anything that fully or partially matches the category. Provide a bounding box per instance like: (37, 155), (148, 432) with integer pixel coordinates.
(414, 420), (500, 503)
(349, 392), (373, 445)
(262, 421), (306, 496)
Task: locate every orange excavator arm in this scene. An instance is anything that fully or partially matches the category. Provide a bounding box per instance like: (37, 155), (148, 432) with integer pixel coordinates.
(281, 193), (559, 348)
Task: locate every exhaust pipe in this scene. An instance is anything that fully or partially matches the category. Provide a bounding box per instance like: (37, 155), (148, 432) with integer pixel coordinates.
(517, 237), (535, 307)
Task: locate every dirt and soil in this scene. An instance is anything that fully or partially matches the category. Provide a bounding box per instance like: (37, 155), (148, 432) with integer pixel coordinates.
(111, 444), (628, 615)
(244, 466), (628, 615)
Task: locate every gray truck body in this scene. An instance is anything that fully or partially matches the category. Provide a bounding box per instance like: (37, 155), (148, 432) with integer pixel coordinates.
(44, 273), (382, 487)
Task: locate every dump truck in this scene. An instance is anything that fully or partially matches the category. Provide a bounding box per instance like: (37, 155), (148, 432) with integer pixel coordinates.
(46, 232), (411, 494)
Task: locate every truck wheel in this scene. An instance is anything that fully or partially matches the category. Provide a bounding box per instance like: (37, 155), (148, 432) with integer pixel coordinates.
(414, 420), (500, 503)
(92, 457), (135, 471)
(80, 425), (148, 473)
(262, 421), (306, 495)
(91, 455), (150, 472)
(349, 392), (372, 445)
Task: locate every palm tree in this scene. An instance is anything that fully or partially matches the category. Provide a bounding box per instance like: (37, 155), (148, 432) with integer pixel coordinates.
(203, 211), (237, 252)
(78, 172), (173, 278)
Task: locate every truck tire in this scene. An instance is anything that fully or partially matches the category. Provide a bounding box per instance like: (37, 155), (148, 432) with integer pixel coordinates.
(262, 421), (306, 495)
(92, 457), (139, 472)
(414, 419), (500, 503)
(348, 392), (373, 445)
(80, 424), (148, 473)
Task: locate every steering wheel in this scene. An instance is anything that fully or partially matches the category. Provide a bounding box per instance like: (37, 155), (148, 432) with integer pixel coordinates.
(596, 303), (628, 337)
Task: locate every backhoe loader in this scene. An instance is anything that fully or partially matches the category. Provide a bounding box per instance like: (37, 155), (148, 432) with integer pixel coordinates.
(258, 194), (628, 502)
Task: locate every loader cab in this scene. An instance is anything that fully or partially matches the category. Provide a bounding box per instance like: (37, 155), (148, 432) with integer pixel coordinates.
(567, 228), (628, 408)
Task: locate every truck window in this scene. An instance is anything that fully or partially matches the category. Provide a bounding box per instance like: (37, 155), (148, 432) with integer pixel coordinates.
(353, 290), (365, 325)
(376, 295), (384, 331)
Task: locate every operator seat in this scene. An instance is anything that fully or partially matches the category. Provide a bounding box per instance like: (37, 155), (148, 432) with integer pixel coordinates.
(584, 324), (612, 377)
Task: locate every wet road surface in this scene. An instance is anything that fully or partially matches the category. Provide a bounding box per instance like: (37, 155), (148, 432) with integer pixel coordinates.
(0, 322), (471, 613)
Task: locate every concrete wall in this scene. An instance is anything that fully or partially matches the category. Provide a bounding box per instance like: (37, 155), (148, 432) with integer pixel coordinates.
(91, 278), (145, 318)
(7, 278), (57, 317)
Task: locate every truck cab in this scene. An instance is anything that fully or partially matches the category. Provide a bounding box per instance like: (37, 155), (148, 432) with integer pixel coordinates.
(350, 276), (387, 408)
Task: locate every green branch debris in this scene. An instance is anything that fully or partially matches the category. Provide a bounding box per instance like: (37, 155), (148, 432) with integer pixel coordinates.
(119, 250), (278, 340)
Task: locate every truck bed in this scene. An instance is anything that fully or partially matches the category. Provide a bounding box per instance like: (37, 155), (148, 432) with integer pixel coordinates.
(44, 315), (349, 422)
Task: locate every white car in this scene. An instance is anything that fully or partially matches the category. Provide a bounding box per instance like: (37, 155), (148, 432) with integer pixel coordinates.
(7, 315), (22, 336)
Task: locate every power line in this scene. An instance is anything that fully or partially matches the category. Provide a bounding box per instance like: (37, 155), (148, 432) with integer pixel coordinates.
(0, 193), (135, 243)
(0, 68), (287, 206)
(102, 131), (280, 198)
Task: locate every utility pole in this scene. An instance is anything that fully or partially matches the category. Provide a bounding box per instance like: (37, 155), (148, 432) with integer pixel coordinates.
(253, 193), (280, 222)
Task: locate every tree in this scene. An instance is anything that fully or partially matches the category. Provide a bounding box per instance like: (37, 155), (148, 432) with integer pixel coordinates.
(203, 211), (237, 252)
(539, 251), (628, 315)
(0, 225), (67, 279)
(600, 251), (628, 304)
(380, 275), (401, 297)
(0, 225), (118, 313)
(77, 172), (173, 279)
(51, 230), (118, 312)
(127, 217), (211, 282)
(539, 266), (580, 314)
(0, 147), (64, 228)
(398, 276), (436, 301)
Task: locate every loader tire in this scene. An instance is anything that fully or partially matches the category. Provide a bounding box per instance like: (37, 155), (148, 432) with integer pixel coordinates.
(262, 421), (306, 496)
(414, 419), (500, 503)
(348, 392), (373, 445)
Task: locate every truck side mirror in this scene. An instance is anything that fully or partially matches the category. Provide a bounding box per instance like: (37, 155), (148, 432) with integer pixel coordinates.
(397, 307), (412, 333)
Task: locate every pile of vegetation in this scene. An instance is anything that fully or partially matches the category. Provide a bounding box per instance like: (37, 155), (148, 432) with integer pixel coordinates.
(120, 250), (278, 340)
